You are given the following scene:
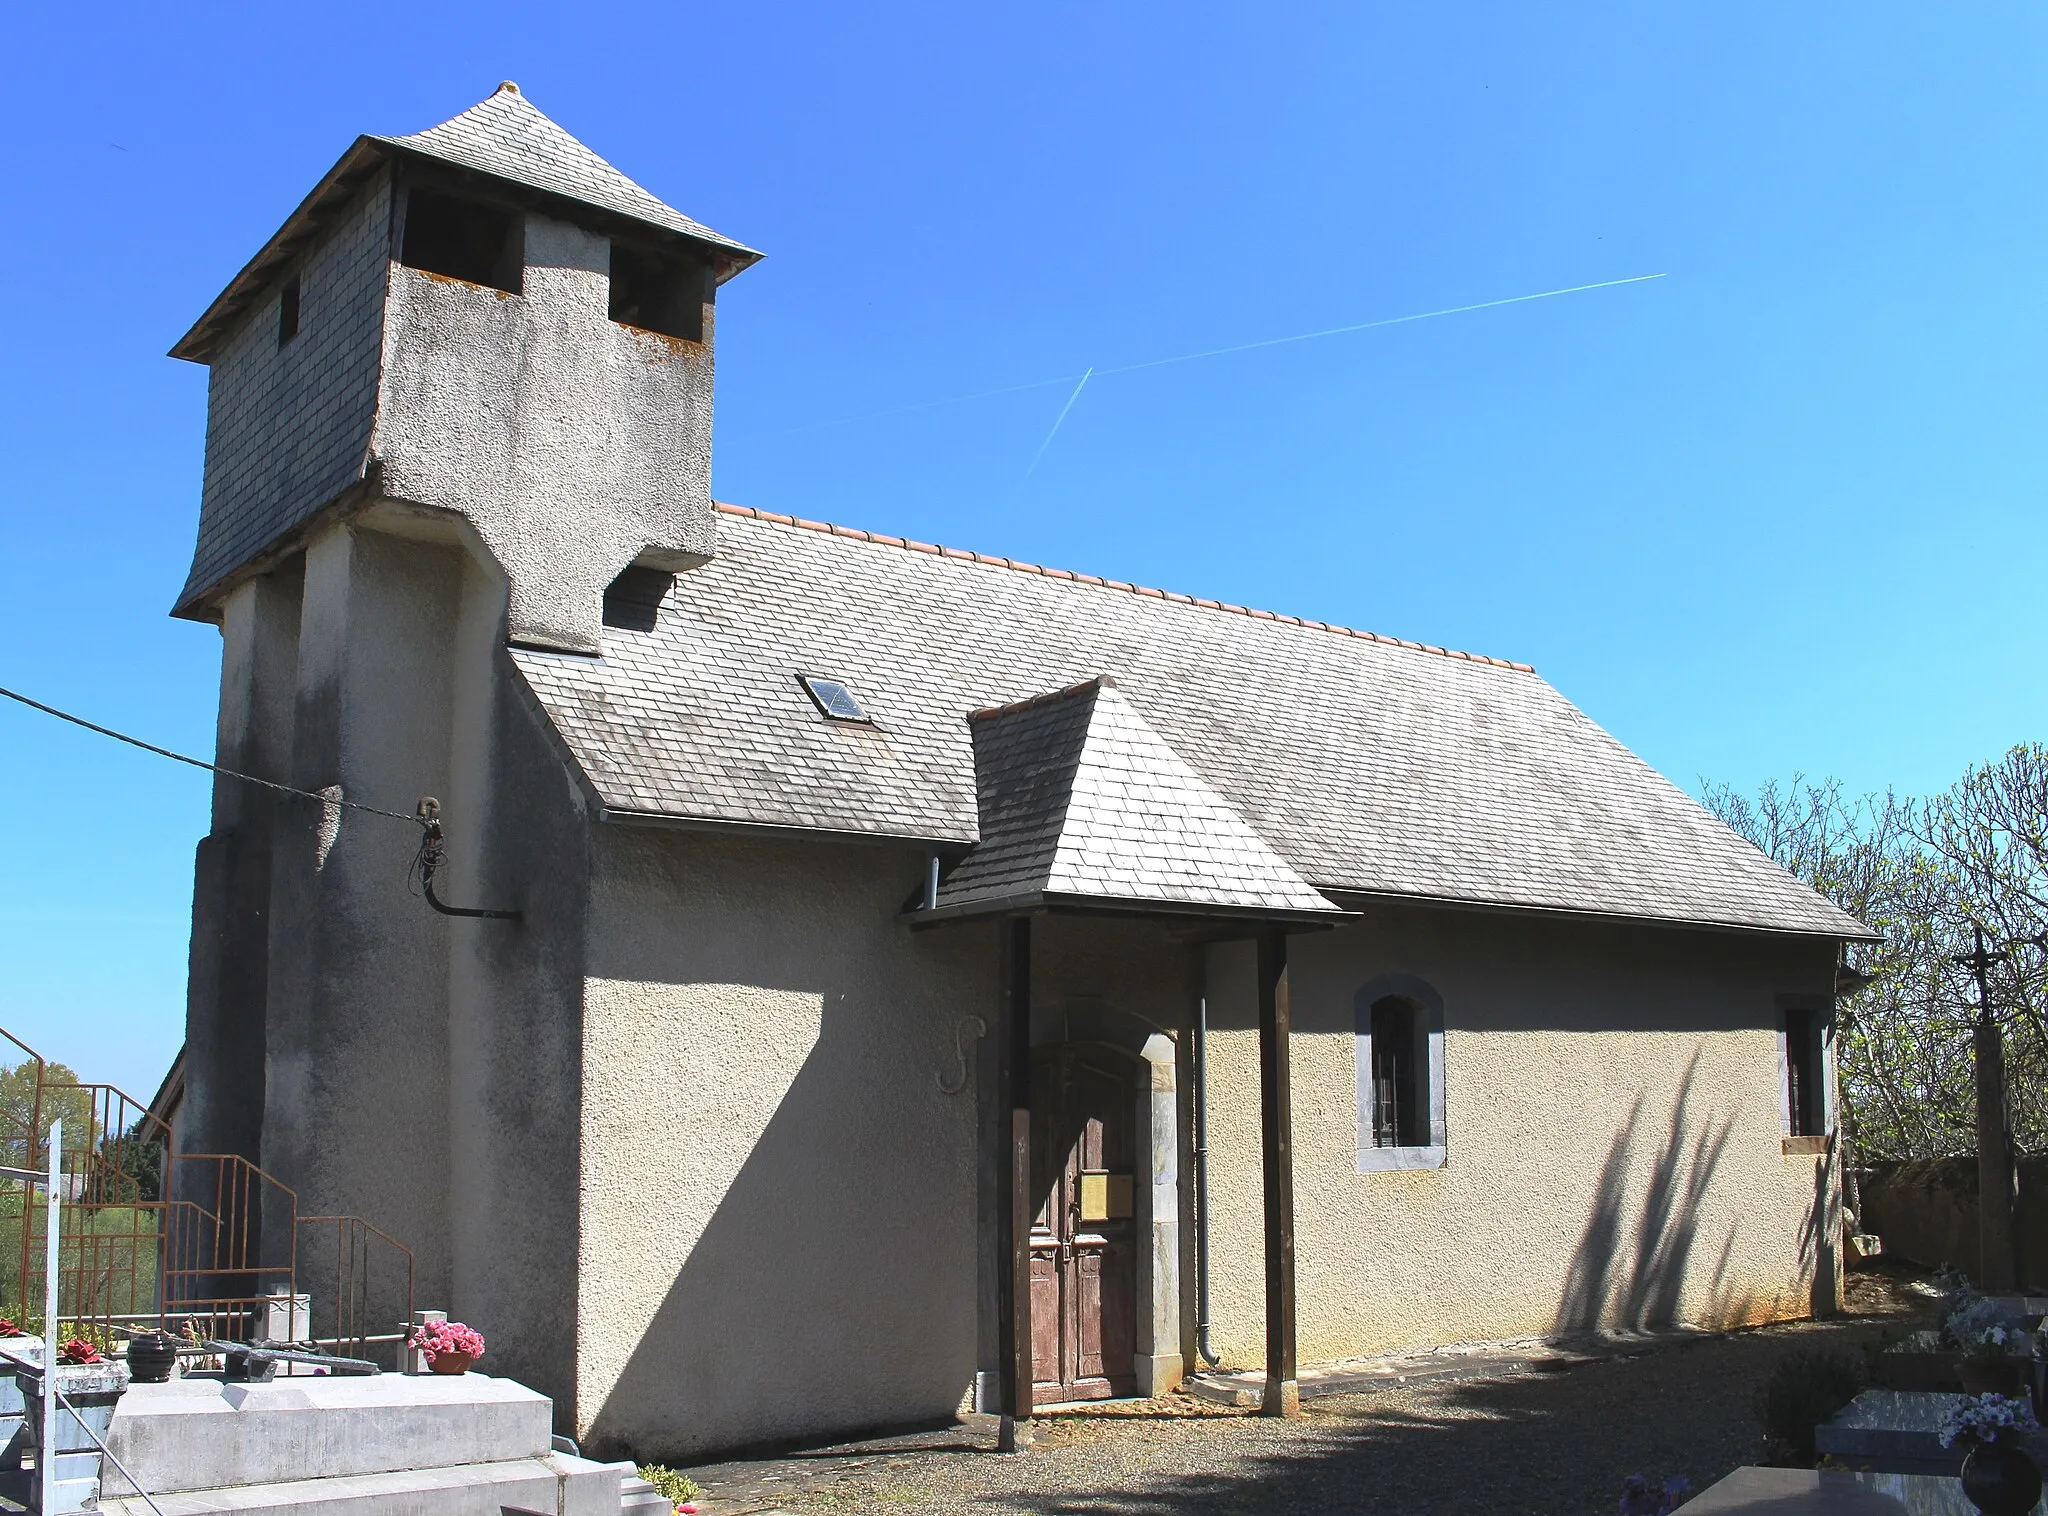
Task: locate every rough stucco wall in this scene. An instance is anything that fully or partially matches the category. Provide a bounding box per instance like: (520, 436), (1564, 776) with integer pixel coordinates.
(197, 503), (592, 1403)
(182, 564), (302, 1166)
(576, 828), (987, 1461)
(182, 174), (390, 609)
(439, 542), (593, 1415)
(1029, 916), (1195, 1045)
(260, 522), (462, 1307)
(373, 209), (718, 655)
(1203, 908), (1839, 1368)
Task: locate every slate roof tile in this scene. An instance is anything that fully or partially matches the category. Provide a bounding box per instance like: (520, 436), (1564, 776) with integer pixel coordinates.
(512, 507), (1866, 938)
(930, 677), (1330, 916)
(380, 83), (756, 255)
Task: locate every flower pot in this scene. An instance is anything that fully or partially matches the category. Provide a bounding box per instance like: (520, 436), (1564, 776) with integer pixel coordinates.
(0, 1338), (42, 1418)
(21, 1360), (131, 1452)
(125, 1332), (178, 1385)
(1960, 1440), (2044, 1516)
(1962, 1359), (2029, 1397)
(0, 1337), (41, 1472)
(428, 1351), (475, 1376)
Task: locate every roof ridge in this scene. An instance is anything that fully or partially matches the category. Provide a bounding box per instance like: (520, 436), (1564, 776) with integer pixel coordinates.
(713, 502), (1536, 673)
(967, 677), (1108, 723)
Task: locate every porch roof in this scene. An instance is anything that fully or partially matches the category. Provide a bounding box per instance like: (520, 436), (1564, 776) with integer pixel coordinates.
(921, 677), (1343, 923)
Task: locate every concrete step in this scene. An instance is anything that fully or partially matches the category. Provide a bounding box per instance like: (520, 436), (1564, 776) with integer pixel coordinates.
(620, 1475), (672, 1512)
(97, 1452), (627, 1516)
(104, 1372), (553, 1496)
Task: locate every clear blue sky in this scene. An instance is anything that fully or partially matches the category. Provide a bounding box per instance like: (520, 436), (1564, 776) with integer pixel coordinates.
(2, 4), (2044, 1096)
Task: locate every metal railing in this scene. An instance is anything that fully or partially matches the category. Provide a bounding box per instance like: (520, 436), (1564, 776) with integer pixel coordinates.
(0, 1027), (414, 1367)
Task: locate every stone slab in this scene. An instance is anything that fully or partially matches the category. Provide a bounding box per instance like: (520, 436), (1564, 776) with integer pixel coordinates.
(1985, 1297), (2048, 1318)
(1819, 1390), (2048, 1476)
(1688, 1464), (2045, 1515)
(101, 1372), (554, 1496)
(96, 1452), (626, 1516)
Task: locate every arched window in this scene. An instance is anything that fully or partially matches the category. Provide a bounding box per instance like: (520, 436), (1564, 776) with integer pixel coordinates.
(1369, 997), (1426, 1149)
(1354, 976), (1447, 1172)
(1778, 993), (1833, 1151)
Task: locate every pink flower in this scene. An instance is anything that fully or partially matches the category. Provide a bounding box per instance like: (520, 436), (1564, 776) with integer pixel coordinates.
(406, 1320), (486, 1362)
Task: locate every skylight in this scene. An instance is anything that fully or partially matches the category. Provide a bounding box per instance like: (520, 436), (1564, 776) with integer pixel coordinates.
(800, 675), (869, 722)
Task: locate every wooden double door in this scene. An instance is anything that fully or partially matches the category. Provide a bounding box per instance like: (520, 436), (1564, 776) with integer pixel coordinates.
(1029, 1044), (1139, 1402)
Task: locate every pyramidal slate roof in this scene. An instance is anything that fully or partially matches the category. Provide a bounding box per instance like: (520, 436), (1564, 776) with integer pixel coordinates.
(930, 678), (1342, 921)
(373, 84), (757, 257)
(511, 506), (1873, 940)
(173, 85), (758, 362)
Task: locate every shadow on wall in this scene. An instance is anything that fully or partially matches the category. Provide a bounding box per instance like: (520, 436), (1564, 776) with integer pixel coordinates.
(580, 840), (987, 1464)
(588, 1011), (976, 1462)
(1554, 1054), (1749, 1334)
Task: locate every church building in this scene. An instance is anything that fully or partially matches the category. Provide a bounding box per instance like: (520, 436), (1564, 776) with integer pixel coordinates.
(170, 85), (1870, 1459)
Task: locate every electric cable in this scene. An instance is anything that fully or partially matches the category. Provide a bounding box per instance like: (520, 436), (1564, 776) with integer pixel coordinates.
(0, 683), (424, 826)
(1, 682), (523, 922)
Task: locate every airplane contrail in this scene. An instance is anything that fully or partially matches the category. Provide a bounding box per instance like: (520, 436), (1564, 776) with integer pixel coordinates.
(1023, 367), (1094, 480)
(732, 273), (1669, 456)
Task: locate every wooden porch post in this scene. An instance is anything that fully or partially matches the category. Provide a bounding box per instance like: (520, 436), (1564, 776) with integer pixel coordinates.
(995, 915), (1035, 1450)
(1257, 928), (1299, 1416)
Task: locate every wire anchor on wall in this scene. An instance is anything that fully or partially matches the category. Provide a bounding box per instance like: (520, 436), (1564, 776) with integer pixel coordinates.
(414, 798), (522, 922)
(936, 1014), (986, 1096)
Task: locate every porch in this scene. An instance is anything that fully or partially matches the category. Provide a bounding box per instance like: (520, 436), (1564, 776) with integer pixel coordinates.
(910, 674), (1350, 1444)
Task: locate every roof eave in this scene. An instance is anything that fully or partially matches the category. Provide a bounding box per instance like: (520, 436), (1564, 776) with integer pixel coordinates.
(598, 803), (975, 853)
(911, 889), (1346, 930)
(369, 137), (764, 272)
(1317, 886), (1880, 943)
(171, 135), (390, 363)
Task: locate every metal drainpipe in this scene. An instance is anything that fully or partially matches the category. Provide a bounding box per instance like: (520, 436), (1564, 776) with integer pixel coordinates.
(1194, 985), (1220, 1368)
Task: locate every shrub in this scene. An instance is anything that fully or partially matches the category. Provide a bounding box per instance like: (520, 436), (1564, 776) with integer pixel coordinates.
(636, 1465), (702, 1505)
(1756, 1349), (1866, 1466)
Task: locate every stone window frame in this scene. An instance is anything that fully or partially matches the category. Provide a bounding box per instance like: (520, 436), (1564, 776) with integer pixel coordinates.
(1777, 992), (1835, 1155)
(1353, 973), (1448, 1173)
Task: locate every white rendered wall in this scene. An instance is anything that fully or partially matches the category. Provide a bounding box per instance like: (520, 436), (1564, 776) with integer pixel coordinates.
(574, 827), (991, 1460)
(1201, 906), (1841, 1368)
(225, 510), (594, 1409)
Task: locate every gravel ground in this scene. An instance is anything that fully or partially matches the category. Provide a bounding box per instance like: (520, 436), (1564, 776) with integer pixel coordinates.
(681, 1270), (1928, 1516)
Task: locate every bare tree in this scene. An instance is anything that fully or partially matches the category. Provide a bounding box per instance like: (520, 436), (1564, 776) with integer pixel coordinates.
(1703, 744), (2048, 1164)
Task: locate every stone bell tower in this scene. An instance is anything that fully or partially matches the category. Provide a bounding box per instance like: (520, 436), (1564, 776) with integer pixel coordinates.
(170, 90), (760, 1359)
(170, 81), (761, 652)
